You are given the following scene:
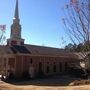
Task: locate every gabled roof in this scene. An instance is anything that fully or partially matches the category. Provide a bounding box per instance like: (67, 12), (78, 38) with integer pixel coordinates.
(24, 44), (77, 58)
(10, 45), (31, 54)
(0, 45), (79, 59)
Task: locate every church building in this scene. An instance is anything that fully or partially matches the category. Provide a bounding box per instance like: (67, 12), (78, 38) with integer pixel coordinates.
(0, 0), (81, 79)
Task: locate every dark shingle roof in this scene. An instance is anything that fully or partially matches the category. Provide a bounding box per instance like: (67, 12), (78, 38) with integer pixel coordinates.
(10, 45), (31, 54)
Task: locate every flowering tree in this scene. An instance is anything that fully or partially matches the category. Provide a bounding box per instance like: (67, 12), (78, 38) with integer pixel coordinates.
(63, 0), (90, 52)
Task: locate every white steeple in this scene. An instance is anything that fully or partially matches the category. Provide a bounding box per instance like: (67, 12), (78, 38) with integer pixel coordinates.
(7, 0), (24, 46)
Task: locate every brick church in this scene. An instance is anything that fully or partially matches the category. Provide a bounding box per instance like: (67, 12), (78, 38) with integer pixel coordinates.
(0, 0), (81, 79)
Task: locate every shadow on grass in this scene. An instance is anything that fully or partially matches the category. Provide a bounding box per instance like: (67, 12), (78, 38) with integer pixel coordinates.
(3, 75), (79, 86)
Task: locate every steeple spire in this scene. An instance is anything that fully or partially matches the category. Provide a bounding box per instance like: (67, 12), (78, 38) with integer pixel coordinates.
(15, 0), (19, 20)
(7, 0), (24, 46)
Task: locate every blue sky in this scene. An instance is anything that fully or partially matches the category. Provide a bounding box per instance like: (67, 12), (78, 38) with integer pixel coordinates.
(0, 0), (70, 48)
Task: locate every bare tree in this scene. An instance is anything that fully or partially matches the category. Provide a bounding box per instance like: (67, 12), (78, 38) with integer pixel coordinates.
(0, 25), (6, 78)
(0, 25), (6, 45)
(62, 0), (90, 75)
(62, 0), (90, 53)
